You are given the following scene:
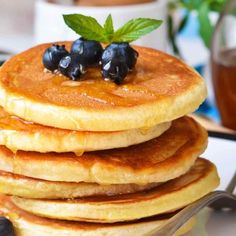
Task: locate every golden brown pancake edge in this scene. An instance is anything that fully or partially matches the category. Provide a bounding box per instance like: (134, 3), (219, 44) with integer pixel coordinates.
(0, 106), (171, 153)
(0, 42), (207, 131)
(11, 158), (220, 223)
(0, 116), (207, 184)
(0, 194), (196, 236)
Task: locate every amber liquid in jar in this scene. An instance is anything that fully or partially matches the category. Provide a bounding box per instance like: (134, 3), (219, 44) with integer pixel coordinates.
(212, 48), (236, 130)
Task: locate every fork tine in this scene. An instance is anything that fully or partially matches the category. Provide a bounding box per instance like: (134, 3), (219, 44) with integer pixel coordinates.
(149, 172), (236, 235)
(226, 172), (236, 193)
(210, 171), (236, 210)
(148, 191), (236, 236)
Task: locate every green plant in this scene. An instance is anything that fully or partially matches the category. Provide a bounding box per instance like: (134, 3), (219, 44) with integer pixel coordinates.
(63, 14), (162, 43)
(168, 0), (227, 56)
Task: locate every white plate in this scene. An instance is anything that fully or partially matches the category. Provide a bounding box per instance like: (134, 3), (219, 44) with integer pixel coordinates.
(186, 136), (236, 236)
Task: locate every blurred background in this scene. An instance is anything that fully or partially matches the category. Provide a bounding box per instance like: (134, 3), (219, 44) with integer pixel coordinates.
(0, 0), (235, 133)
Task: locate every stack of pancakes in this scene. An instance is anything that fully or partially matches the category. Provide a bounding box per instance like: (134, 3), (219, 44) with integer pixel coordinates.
(0, 43), (219, 236)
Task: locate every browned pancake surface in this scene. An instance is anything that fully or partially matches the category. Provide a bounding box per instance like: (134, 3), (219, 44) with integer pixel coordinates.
(10, 158), (219, 223)
(0, 42), (201, 109)
(0, 106), (118, 135)
(0, 195), (177, 229)
(0, 170), (159, 199)
(46, 158), (215, 204)
(0, 106), (70, 134)
(0, 116), (207, 184)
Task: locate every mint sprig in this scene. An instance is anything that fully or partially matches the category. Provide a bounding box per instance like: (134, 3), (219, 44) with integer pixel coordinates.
(63, 14), (107, 42)
(113, 18), (162, 42)
(104, 14), (114, 42)
(63, 14), (162, 43)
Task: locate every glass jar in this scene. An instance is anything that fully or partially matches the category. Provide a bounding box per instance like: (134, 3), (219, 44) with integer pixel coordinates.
(211, 0), (236, 130)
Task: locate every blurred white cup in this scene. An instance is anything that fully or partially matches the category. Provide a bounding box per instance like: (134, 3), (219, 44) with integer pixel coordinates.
(34, 0), (168, 51)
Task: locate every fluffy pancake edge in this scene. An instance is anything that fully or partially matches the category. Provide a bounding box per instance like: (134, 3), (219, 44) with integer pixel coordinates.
(0, 44), (207, 131)
(11, 158), (220, 223)
(0, 107), (171, 153)
(0, 79), (206, 131)
(0, 117), (208, 184)
(0, 195), (195, 236)
(0, 170), (159, 199)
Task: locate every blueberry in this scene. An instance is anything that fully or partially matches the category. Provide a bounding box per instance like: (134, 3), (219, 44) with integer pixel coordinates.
(102, 59), (129, 85)
(101, 43), (138, 84)
(58, 54), (85, 81)
(71, 37), (103, 66)
(102, 43), (138, 71)
(43, 44), (69, 71)
(0, 217), (15, 236)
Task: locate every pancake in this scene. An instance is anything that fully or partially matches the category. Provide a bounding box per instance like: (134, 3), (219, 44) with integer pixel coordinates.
(0, 170), (159, 199)
(0, 116), (207, 184)
(0, 42), (207, 131)
(0, 107), (170, 153)
(0, 195), (195, 236)
(11, 158), (220, 223)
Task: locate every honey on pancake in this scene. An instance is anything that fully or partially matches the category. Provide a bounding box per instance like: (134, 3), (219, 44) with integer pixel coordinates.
(0, 106), (87, 153)
(0, 106), (171, 153)
(0, 43), (206, 115)
(139, 126), (153, 135)
(0, 43), (207, 131)
(12, 154), (22, 174)
(0, 117), (207, 185)
(0, 107), (39, 131)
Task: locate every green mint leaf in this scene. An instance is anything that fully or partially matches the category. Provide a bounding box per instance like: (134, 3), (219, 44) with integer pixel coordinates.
(63, 14), (162, 43)
(104, 14), (114, 42)
(112, 18), (162, 43)
(63, 14), (108, 42)
(197, 3), (213, 48)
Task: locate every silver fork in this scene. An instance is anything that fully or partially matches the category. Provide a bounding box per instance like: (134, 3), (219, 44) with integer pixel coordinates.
(150, 172), (236, 236)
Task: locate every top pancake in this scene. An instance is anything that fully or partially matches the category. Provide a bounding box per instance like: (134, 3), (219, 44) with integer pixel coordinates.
(0, 42), (207, 131)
